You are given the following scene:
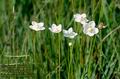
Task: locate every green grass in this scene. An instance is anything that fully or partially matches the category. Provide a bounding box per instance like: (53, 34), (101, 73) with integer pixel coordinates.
(0, 0), (120, 79)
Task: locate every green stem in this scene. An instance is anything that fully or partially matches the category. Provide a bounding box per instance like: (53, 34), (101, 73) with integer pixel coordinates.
(68, 41), (73, 79)
(58, 34), (61, 79)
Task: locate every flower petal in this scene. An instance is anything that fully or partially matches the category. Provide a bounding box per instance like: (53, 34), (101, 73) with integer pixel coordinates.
(51, 24), (57, 28)
(94, 28), (99, 34)
(29, 25), (40, 31)
(81, 13), (86, 18)
(32, 21), (37, 26)
(39, 27), (45, 30)
(74, 14), (81, 22)
(68, 28), (73, 32)
(69, 33), (77, 39)
(49, 27), (52, 31)
(74, 14), (81, 18)
(86, 32), (94, 36)
(58, 24), (62, 30)
(89, 21), (95, 28)
(38, 22), (44, 27)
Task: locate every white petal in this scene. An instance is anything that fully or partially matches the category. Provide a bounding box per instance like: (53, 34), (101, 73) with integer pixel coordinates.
(89, 21), (95, 28)
(74, 14), (81, 18)
(49, 28), (52, 32)
(63, 32), (69, 37)
(32, 21), (37, 26)
(58, 24), (62, 30)
(75, 33), (78, 36)
(69, 36), (75, 39)
(75, 19), (80, 22)
(29, 25), (34, 29)
(83, 23), (89, 33)
(68, 28), (73, 32)
(64, 33), (69, 37)
(80, 18), (89, 25)
(86, 32), (94, 36)
(83, 22), (88, 28)
(69, 33), (77, 39)
(63, 30), (67, 33)
(74, 14), (81, 22)
(81, 13), (86, 18)
(94, 28), (99, 34)
(51, 24), (57, 28)
(38, 22), (44, 27)
(29, 25), (39, 31)
(58, 24), (62, 27)
(70, 32), (77, 36)
(39, 26), (45, 30)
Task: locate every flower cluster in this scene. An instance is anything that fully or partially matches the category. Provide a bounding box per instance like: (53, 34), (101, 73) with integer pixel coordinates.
(29, 22), (77, 39)
(29, 13), (99, 38)
(74, 13), (99, 36)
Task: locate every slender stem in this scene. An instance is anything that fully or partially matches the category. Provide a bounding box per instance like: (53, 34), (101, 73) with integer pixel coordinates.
(32, 31), (36, 78)
(68, 41), (73, 79)
(58, 34), (61, 79)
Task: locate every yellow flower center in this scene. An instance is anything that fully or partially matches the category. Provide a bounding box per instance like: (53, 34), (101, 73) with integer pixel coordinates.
(88, 27), (93, 32)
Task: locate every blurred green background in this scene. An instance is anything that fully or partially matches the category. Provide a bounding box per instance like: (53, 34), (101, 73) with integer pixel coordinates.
(0, 0), (120, 79)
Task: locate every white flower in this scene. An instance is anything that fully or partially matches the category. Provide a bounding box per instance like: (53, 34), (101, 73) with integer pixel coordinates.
(83, 21), (99, 36)
(29, 21), (45, 31)
(63, 27), (78, 39)
(74, 13), (88, 24)
(49, 24), (62, 33)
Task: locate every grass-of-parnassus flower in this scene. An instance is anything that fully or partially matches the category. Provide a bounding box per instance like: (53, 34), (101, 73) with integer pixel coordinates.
(29, 21), (45, 31)
(83, 21), (99, 36)
(63, 27), (78, 39)
(49, 24), (62, 33)
(74, 13), (88, 25)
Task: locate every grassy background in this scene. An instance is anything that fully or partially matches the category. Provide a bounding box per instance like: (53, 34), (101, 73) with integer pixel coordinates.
(0, 0), (120, 79)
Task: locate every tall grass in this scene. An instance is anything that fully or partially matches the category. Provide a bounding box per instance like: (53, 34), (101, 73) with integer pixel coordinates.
(0, 0), (120, 79)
